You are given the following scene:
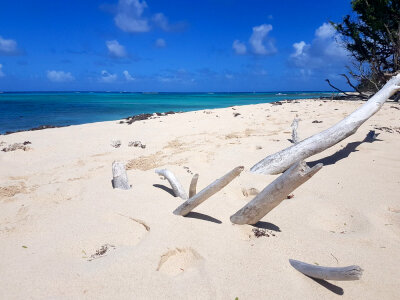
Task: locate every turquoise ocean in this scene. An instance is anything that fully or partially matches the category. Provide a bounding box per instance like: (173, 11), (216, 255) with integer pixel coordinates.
(0, 92), (333, 134)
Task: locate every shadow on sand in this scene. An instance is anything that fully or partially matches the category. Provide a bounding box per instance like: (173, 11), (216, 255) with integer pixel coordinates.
(251, 221), (281, 232)
(153, 184), (175, 197)
(310, 277), (344, 295)
(184, 212), (222, 224)
(308, 130), (381, 168)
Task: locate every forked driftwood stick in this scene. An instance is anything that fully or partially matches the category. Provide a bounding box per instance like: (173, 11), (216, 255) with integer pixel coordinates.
(251, 74), (400, 174)
(155, 169), (188, 200)
(289, 259), (363, 281)
(291, 116), (300, 144)
(112, 161), (131, 190)
(189, 174), (199, 198)
(231, 161), (322, 225)
(174, 166), (244, 216)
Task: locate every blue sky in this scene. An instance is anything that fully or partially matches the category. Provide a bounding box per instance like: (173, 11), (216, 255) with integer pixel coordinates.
(0, 0), (354, 92)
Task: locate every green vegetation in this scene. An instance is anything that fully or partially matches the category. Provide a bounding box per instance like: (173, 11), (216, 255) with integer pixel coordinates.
(331, 0), (400, 99)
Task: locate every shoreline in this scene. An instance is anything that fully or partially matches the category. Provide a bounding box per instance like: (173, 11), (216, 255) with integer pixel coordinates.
(1, 95), (373, 136)
(1, 98), (399, 299)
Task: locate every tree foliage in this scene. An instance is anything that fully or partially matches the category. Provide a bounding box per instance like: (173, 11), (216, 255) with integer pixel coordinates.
(331, 0), (400, 95)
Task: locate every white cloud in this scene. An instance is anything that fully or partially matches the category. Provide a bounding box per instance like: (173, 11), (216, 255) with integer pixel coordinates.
(47, 70), (74, 82)
(0, 36), (19, 55)
(106, 40), (127, 58)
(123, 70), (135, 81)
(152, 12), (186, 32)
(114, 0), (150, 33)
(153, 13), (169, 31)
(291, 41), (307, 57)
(249, 24), (276, 55)
(315, 22), (336, 39)
(290, 22), (349, 70)
(113, 0), (184, 33)
(0, 64), (4, 77)
(155, 38), (166, 48)
(232, 24), (276, 56)
(232, 40), (247, 55)
(100, 70), (117, 83)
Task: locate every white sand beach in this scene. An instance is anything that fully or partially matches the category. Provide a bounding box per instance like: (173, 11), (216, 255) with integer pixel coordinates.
(1, 99), (399, 299)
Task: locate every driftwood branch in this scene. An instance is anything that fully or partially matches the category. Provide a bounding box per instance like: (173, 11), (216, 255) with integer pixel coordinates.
(173, 166), (244, 216)
(251, 74), (400, 174)
(155, 169), (188, 200)
(112, 161), (131, 190)
(189, 174), (199, 198)
(291, 116), (300, 144)
(289, 259), (363, 281)
(231, 161), (322, 225)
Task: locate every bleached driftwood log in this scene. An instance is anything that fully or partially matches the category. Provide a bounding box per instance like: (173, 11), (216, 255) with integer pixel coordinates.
(189, 174), (199, 198)
(251, 74), (400, 174)
(289, 259), (363, 281)
(231, 161), (322, 224)
(291, 116), (300, 144)
(155, 169), (188, 200)
(174, 166), (244, 216)
(112, 161), (131, 190)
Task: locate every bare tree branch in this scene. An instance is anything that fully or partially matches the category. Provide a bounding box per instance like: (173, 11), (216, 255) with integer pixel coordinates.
(325, 79), (351, 96)
(340, 73), (368, 98)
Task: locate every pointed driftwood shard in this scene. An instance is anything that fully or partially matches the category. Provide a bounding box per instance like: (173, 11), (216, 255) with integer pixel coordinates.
(251, 74), (400, 174)
(231, 161), (322, 225)
(174, 166), (244, 216)
(189, 174), (199, 198)
(155, 169), (188, 200)
(112, 161), (130, 190)
(289, 259), (363, 281)
(291, 116), (300, 144)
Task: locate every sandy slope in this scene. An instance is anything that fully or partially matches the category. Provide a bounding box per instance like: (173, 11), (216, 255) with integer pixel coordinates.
(0, 99), (399, 299)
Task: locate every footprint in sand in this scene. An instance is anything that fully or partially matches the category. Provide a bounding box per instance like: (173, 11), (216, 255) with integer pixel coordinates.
(307, 207), (370, 234)
(157, 248), (203, 276)
(385, 207), (400, 230)
(79, 213), (150, 259)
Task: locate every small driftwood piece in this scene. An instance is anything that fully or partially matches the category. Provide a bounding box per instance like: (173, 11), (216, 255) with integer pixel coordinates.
(174, 166), (244, 216)
(251, 74), (400, 174)
(112, 161), (130, 190)
(289, 259), (363, 281)
(231, 161), (322, 225)
(189, 174), (199, 198)
(291, 116), (300, 144)
(155, 169), (188, 200)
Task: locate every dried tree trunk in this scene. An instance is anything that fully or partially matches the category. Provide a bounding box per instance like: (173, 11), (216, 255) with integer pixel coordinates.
(251, 74), (400, 175)
(112, 161), (131, 190)
(230, 161), (322, 225)
(173, 166), (244, 216)
(289, 259), (363, 281)
(189, 174), (199, 198)
(155, 169), (188, 200)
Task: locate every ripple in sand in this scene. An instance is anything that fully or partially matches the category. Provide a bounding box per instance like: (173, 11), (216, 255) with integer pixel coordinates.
(0, 182), (29, 199)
